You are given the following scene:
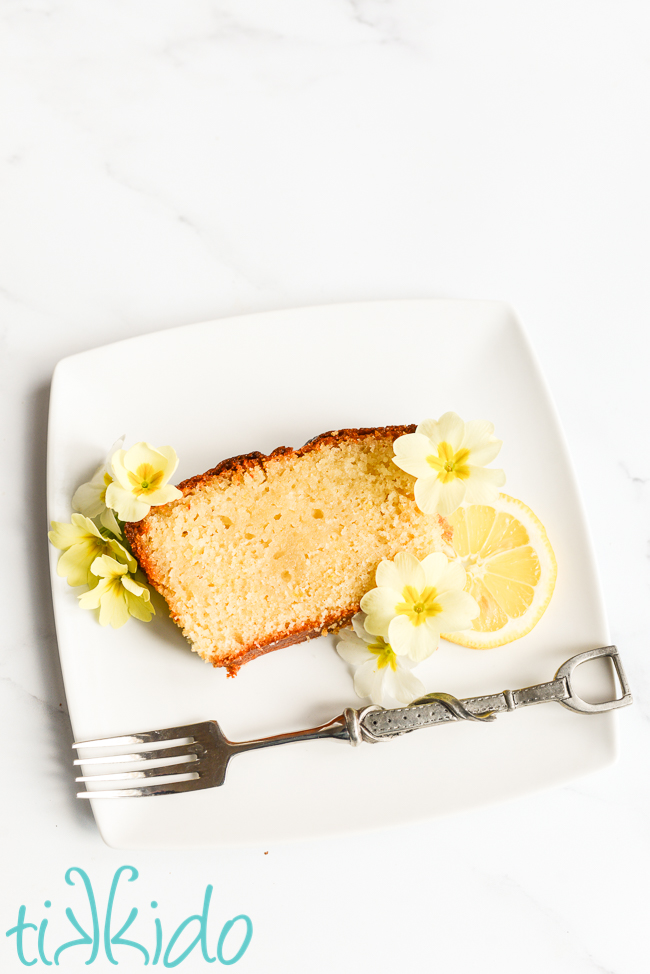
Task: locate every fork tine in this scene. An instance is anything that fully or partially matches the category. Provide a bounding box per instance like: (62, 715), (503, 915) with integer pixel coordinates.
(73, 744), (197, 767)
(77, 778), (205, 799)
(74, 720), (232, 798)
(72, 722), (206, 749)
(76, 762), (200, 783)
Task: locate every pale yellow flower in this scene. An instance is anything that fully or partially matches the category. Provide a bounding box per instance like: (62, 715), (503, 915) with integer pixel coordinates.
(48, 514), (135, 587)
(393, 412), (506, 517)
(78, 554), (154, 628)
(106, 442), (183, 522)
(360, 551), (479, 662)
(71, 436), (125, 520)
(336, 613), (425, 706)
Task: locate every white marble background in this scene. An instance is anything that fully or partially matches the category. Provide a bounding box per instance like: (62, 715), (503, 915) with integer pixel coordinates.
(2, 1), (649, 971)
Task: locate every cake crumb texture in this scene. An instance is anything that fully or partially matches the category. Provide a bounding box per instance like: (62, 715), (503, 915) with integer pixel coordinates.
(125, 427), (450, 673)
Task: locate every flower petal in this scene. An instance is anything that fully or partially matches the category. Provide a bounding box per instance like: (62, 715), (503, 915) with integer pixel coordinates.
(383, 666), (425, 705)
(49, 514), (102, 550)
(461, 419), (494, 449)
(100, 508), (123, 536)
(413, 476), (444, 514)
(71, 479), (106, 518)
(392, 433), (436, 479)
(434, 558), (467, 594)
(98, 588), (130, 628)
(360, 586), (400, 638)
(107, 538), (137, 572)
(393, 432), (431, 457)
(122, 575), (148, 597)
(143, 484), (183, 508)
(388, 614), (438, 661)
(48, 520), (82, 550)
(336, 632), (374, 666)
(368, 674), (389, 706)
(105, 436), (126, 476)
(124, 589), (155, 623)
(57, 541), (100, 587)
(105, 482), (151, 522)
(431, 478), (467, 517)
(153, 445), (180, 479)
(463, 466), (506, 504)
(419, 551), (449, 588)
(353, 659), (381, 700)
(435, 412), (465, 451)
(415, 417), (441, 441)
(72, 513), (103, 537)
(122, 442), (169, 476)
(466, 438), (502, 467)
(351, 612), (373, 642)
(376, 551), (425, 592)
(392, 455), (436, 480)
(435, 589), (480, 630)
(90, 554), (128, 579)
(78, 581), (106, 611)
(393, 652), (422, 671)
(109, 450), (131, 490)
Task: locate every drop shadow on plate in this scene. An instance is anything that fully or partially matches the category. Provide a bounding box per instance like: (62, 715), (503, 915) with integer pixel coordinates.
(28, 380), (95, 829)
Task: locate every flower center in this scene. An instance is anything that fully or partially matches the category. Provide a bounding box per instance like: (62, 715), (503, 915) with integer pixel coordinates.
(395, 585), (442, 626)
(368, 641), (398, 671)
(426, 442), (471, 484)
(128, 463), (164, 497)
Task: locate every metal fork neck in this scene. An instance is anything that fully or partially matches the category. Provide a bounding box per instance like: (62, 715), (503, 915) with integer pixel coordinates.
(229, 714), (350, 753)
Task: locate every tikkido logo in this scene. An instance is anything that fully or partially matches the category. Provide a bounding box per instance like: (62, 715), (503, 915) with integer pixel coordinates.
(5, 866), (253, 967)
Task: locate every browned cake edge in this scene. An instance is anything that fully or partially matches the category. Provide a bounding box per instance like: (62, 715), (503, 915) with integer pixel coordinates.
(214, 609), (361, 676)
(124, 425), (435, 675)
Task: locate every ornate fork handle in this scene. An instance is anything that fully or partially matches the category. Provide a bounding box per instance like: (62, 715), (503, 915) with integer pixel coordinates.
(357, 645), (632, 743)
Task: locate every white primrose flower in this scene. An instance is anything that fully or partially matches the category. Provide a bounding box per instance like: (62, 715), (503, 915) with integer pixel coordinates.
(392, 412), (505, 517)
(106, 442), (183, 522)
(336, 613), (425, 707)
(71, 436), (125, 524)
(360, 551), (479, 663)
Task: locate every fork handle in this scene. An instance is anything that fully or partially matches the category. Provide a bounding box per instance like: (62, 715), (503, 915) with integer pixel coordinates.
(227, 711), (353, 754)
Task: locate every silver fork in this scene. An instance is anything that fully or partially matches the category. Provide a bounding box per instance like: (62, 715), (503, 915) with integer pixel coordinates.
(73, 709), (367, 799)
(73, 646), (632, 799)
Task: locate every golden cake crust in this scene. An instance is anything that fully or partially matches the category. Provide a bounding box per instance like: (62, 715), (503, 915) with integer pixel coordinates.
(124, 425), (451, 674)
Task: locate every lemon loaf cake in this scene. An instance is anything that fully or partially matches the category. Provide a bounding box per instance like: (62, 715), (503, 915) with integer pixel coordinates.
(124, 426), (451, 674)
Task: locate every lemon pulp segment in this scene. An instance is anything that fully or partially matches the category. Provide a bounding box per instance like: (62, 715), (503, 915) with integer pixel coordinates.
(442, 494), (556, 649)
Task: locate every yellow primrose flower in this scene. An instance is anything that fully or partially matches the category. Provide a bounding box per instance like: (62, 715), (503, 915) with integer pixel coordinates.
(106, 442), (183, 522)
(78, 554), (154, 628)
(360, 551), (479, 662)
(48, 514), (135, 588)
(392, 412), (506, 517)
(71, 436), (125, 520)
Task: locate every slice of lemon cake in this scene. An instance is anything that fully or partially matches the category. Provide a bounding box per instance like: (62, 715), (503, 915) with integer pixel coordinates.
(124, 426), (450, 674)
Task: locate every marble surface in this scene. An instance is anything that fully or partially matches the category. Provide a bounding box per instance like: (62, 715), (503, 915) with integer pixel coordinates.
(1, 2), (649, 971)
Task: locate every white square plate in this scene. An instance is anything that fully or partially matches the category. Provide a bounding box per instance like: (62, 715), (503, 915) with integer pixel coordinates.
(47, 300), (616, 848)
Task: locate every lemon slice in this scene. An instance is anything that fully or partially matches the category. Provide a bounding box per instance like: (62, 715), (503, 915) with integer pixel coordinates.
(441, 494), (557, 649)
